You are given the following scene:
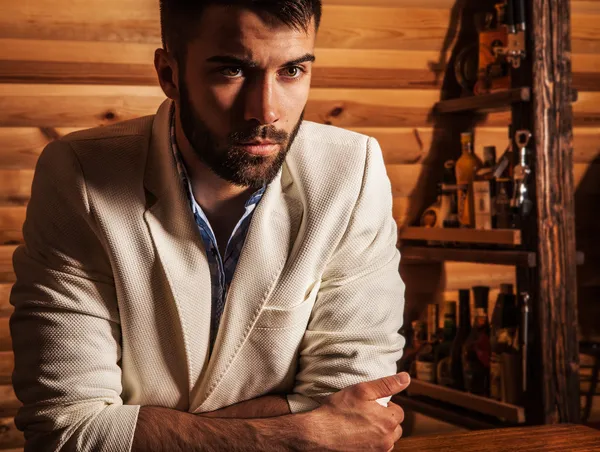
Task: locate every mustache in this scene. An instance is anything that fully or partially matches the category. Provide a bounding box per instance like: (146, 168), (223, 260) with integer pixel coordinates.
(229, 125), (288, 144)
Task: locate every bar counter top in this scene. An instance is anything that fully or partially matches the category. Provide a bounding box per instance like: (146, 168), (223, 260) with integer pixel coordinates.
(394, 424), (600, 451)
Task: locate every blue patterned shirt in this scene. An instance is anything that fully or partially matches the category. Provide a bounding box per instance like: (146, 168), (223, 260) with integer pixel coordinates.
(168, 105), (266, 353)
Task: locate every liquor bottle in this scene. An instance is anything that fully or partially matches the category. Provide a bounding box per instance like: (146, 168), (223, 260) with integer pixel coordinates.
(451, 289), (472, 390)
(490, 284), (522, 403)
(456, 132), (483, 227)
(420, 184), (452, 228)
(397, 320), (427, 378)
(442, 160), (460, 228)
(435, 301), (458, 387)
(416, 304), (439, 383)
(473, 146), (498, 230)
(462, 286), (491, 396)
(511, 130), (533, 227)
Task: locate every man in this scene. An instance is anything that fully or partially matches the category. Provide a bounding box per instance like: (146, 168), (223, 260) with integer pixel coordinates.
(10, 0), (409, 450)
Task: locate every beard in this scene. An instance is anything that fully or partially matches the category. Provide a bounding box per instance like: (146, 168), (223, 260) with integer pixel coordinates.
(178, 78), (304, 190)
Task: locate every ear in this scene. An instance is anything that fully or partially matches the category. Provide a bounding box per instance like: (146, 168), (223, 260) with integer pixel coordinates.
(154, 48), (180, 101)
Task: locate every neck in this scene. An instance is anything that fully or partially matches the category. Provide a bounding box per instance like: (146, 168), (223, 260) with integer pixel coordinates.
(174, 107), (254, 217)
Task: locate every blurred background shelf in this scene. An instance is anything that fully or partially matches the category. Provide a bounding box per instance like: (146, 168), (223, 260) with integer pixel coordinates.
(433, 87), (531, 114)
(399, 227), (522, 246)
(400, 246), (536, 267)
(402, 379), (525, 425)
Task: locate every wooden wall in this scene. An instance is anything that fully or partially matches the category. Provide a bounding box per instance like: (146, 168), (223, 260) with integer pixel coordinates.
(0, 0), (598, 447)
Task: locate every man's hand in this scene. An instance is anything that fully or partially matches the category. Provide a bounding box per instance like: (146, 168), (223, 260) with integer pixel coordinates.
(302, 372), (411, 452)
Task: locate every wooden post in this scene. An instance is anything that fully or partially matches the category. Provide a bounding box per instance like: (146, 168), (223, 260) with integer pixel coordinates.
(531, 0), (580, 423)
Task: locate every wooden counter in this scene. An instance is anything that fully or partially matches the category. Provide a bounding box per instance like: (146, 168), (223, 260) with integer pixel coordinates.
(394, 424), (600, 451)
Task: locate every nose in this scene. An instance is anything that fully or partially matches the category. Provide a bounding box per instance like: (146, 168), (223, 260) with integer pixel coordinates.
(243, 76), (280, 125)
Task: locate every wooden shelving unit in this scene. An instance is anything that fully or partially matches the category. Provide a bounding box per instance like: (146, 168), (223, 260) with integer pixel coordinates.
(400, 246), (536, 267)
(400, 227), (522, 246)
(433, 87), (531, 114)
(406, 379), (525, 424)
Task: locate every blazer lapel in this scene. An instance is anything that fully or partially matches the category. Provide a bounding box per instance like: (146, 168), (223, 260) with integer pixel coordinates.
(190, 162), (304, 411)
(143, 99), (213, 399)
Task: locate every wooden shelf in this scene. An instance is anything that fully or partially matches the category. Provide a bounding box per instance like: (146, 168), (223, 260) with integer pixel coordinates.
(400, 227), (522, 246)
(434, 87), (531, 114)
(393, 393), (509, 430)
(400, 246), (536, 267)
(406, 379), (526, 424)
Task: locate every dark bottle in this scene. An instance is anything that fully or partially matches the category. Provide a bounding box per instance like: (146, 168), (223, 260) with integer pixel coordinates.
(416, 304), (439, 383)
(451, 289), (472, 390)
(462, 286), (491, 396)
(442, 160), (460, 229)
(398, 320), (427, 378)
(490, 284), (522, 403)
(435, 301), (458, 387)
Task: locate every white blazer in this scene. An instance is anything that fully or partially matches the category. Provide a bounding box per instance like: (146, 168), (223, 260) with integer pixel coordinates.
(10, 98), (405, 451)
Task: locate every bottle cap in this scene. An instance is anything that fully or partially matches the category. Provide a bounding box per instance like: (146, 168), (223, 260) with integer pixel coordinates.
(461, 132), (473, 145)
(458, 289), (470, 303)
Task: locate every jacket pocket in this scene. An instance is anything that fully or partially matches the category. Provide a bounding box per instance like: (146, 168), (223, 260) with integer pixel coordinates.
(253, 280), (320, 329)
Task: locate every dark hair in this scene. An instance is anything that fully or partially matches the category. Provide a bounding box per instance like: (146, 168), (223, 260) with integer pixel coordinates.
(159, 0), (322, 65)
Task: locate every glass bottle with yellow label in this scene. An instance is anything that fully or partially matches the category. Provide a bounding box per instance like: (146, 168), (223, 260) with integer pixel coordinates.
(455, 132), (483, 227)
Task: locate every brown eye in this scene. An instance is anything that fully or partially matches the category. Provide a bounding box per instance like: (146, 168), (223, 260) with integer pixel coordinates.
(282, 67), (302, 78)
(220, 67), (243, 77)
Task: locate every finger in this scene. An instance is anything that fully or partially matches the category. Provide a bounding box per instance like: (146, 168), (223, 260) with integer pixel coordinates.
(393, 423), (403, 442)
(387, 402), (405, 424)
(352, 372), (411, 401)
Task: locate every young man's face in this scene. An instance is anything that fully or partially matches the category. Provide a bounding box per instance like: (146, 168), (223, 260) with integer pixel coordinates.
(176, 6), (316, 188)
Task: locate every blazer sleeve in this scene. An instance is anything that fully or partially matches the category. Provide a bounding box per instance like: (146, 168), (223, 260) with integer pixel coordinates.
(287, 137), (406, 413)
(9, 140), (139, 451)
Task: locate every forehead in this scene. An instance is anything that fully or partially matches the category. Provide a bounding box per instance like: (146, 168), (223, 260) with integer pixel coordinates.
(186, 5), (316, 66)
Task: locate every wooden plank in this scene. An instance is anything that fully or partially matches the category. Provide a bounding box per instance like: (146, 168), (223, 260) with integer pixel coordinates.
(434, 88), (531, 114)
(407, 379), (525, 423)
(400, 227), (522, 246)
(0, 385), (20, 417)
(0, 318), (10, 352)
(392, 424), (600, 451)
(0, 284), (13, 317)
(400, 246), (536, 267)
(0, 2), (596, 54)
(0, 206), (25, 245)
(0, 84), (516, 129)
(532, 0), (580, 424)
(0, 247), (16, 283)
(0, 171), (33, 205)
(0, 352), (14, 386)
(0, 127), (82, 169)
(0, 417), (23, 450)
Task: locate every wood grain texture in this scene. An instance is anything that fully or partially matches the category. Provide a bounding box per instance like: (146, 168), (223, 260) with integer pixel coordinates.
(392, 424), (600, 451)
(0, 126), (598, 170)
(0, 318), (10, 352)
(0, 352), (14, 386)
(0, 206), (25, 245)
(0, 284), (13, 317)
(0, 417), (23, 450)
(532, 0), (580, 424)
(0, 385), (20, 417)
(0, 247), (16, 283)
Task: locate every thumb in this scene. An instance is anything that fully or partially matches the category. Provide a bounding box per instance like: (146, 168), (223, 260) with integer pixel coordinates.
(352, 372), (411, 401)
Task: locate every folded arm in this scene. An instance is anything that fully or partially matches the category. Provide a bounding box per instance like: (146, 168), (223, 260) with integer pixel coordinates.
(287, 137), (406, 412)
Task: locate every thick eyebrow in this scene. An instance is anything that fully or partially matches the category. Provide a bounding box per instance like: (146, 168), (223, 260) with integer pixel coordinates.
(205, 53), (316, 68)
